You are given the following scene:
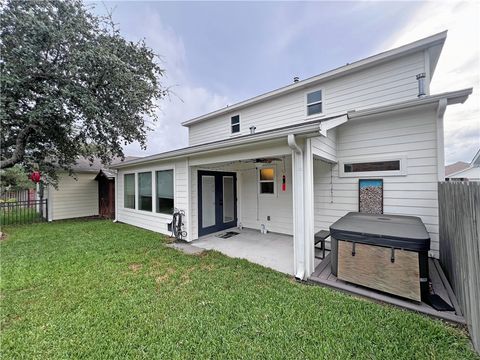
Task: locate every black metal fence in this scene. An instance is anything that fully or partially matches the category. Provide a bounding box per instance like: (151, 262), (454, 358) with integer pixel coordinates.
(0, 199), (48, 226)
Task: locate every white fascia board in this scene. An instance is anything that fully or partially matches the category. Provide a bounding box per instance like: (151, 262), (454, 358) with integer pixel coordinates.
(182, 31), (447, 127)
(319, 115), (348, 136)
(347, 88), (473, 119)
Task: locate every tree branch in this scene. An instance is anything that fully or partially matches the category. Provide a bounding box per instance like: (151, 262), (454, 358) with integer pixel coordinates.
(0, 124), (38, 169)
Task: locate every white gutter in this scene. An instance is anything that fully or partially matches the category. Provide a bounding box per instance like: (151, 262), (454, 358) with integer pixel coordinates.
(288, 134), (305, 280)
(347, 88), (472, 119)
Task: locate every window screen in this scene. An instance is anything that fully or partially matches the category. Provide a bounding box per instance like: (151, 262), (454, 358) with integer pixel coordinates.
(231, 115), (240, 133)
(138, 172), (152, 211)
(344, 160), (400, 173)
(156, 170), (174, 214)
(124, 174), (135, 209)
(306, 90), (322, 116)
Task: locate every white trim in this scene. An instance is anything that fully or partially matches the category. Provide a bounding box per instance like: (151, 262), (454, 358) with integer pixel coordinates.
(182, 31), (447, 126)
(424, 50), (431, 96)
(319, 115), (348, 137)
(123, 173), (136, 210)
(154, 168), (175, 216)
(305, 87), (325, 119)
(230, 114), (241, 135)
(257, 164), (277, 196)
(137, 171), (153, 212)
(338, 154), (408, 178)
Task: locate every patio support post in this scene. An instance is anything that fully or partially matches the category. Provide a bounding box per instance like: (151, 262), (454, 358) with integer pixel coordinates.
(303, 138), (315, 277)
(289, 134), (307, 280)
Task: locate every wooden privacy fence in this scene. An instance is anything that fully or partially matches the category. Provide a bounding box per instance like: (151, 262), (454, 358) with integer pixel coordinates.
(438, 181), (480, 353)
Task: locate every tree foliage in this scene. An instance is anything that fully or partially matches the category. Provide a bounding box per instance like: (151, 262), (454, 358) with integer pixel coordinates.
(0, 0), (166, 182)
(0, 165), (34, 192)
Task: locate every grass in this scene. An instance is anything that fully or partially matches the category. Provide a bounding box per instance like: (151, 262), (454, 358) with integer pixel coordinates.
(1, 220), (478, 359)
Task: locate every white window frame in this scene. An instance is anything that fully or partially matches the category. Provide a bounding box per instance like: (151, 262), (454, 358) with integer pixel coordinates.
(230, 114), (241, 135)
(124, 173), (136, 209)
(155, 168), (175, 215)
(137, 171), (153, 212)
(305, 88), (324, 118)
(257, 165), (276, 196)
(338, 154), (407, 178)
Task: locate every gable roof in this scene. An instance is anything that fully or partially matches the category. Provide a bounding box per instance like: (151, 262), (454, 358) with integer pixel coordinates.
(181, 31), (447, 127)
(445, 161), (469, 177)
(71, 156), (141, 173)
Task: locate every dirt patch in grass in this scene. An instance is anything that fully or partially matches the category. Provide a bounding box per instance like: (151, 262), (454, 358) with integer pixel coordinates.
(155, 268), (175, 284)
(0, 232), (8, 242)
(128, 263), (143, 272)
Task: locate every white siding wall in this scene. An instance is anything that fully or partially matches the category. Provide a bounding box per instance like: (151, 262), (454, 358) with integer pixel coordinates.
(189, 157), (293, 239)
(239, 157), (293, 235)
(50, 172), (98, 220)
(116, 160), (190, 239)
(314, 105), (441, 257)
(188, 51), (425, 146)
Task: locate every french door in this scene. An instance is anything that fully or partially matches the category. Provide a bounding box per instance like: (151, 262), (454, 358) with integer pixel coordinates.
(198, 170), (237, 236)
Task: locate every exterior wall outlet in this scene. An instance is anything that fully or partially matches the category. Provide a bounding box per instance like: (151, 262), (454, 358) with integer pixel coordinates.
(267, 216), (271, 221)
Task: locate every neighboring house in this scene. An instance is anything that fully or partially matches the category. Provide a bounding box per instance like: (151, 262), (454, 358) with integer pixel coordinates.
(45, 156), (139, 221)
(445, 149), (480, 181)
(111, 31), (472, 280)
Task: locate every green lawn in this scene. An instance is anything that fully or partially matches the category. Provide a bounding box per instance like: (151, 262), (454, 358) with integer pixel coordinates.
(1, 220), (477, 359)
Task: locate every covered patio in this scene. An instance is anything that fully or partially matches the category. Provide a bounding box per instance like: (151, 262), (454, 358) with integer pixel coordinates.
(191, 227), (324, 275)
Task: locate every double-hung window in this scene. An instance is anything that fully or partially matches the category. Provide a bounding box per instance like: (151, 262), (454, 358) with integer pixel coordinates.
(306, 90), (323, 116)
(156, 170), (174, 214)
(259, 167), (275, 194)
(138, 172), (152, 211)
(231, 115), (240, 134)
(124, 174), (135, 209)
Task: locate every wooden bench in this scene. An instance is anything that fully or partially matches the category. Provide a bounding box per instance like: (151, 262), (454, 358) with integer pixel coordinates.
(315, 230), (330, 260)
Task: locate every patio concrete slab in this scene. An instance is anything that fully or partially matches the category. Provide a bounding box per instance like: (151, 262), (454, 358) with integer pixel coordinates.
(191, 228), (295, 275)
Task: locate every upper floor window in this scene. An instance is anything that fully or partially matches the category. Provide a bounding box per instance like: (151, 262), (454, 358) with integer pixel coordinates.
(231, 115), (240, 134)
(259, 167), (275, 194)
(138, 172), (152, 211)
(306, 90), (323, 116)
(124, 174), (135, 209)
(156, 170), (174, 214)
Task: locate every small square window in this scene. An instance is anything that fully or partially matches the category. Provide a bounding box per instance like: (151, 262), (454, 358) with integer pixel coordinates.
(306, 90), (323, 116)
(231, 115), (240, 134)
(259, 167), (275, 194)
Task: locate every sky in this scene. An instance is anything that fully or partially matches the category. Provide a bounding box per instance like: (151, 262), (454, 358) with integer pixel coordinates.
(93, 1), (480, 165)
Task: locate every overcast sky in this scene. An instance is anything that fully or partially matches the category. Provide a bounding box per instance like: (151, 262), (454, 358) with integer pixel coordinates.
(94, 1), (479, 164)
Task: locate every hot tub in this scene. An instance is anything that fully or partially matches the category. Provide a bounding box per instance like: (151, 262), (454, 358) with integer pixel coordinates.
(330, 212), (430, 302)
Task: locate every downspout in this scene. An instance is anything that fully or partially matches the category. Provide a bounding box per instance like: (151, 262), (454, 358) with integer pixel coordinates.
(113, 169), (118, 223)
(436, 98), (447, 181)
(288, 134), (305, 280)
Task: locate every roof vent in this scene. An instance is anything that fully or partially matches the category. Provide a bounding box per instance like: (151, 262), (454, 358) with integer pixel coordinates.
(416, 73), (426, 97)
(293, 76), (299, 83)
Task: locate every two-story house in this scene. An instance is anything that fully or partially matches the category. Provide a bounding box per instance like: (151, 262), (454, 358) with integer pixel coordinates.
(112, 31), (472, 280)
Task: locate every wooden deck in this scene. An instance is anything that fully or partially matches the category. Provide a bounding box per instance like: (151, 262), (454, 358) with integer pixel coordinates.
(309, 253), (465, 324)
